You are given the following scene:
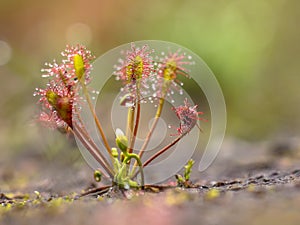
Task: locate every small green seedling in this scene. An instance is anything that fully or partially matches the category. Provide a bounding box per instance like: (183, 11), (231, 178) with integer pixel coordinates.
(175, 159), (195, 188)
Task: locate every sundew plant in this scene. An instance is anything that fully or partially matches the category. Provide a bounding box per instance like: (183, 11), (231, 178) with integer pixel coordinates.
(34, 42), (208, 190)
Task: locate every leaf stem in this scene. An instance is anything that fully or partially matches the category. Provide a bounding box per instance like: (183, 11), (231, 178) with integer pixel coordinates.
(126, 107), (135, 153)
(142, 134), (184, 167)
(80, 80), (112, 156)
(124, 153), (144, 189)
(128, 90), (141, 154)
(72, 123), (114, 177)
(138, 97), (165, 159)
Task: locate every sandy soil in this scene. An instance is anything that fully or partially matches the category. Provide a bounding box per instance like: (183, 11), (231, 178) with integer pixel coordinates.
(1, 137), (300, 225)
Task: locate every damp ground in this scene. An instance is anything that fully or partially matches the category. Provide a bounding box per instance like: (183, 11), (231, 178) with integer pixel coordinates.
(1, 137), (300, 225)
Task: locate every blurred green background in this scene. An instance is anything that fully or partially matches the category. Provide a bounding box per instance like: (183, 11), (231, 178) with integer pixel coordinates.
(0, 0), (299, 164)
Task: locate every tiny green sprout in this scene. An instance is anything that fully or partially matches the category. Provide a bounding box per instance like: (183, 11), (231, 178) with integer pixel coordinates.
(111, 147), (119, 158)
(176, 159), (195, 188)
(111, 147), (121, 174)
(113, 129), (144, 189)
(184, 159), (194, 181)
(175, 174), (185, 184)
(94, 170), (102, 182)
(115, 128), (128, 153)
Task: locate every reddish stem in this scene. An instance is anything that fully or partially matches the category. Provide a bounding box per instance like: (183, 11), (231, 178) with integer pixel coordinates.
(142, 134), (183, 167)
(72, 123), (114, 177)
